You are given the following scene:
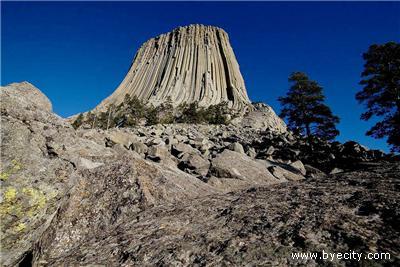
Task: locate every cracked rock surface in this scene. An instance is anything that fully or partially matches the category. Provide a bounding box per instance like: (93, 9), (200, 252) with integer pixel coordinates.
(1, 82), (399, 266)
(36, 163), (400, 266)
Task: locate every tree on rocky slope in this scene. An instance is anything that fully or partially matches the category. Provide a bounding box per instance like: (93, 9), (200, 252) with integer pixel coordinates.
(145, 104), (159, 125)
(176, 102), (204, 123)
(204, 102), (230, 125)
(278, 72), (340, 140)
(158, 96), (175, 124)
(72, 113), (84, 129)
(356, 42), (400, 152)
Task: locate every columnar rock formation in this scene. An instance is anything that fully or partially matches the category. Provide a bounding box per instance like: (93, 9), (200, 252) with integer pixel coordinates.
(96, 24), (251, 110)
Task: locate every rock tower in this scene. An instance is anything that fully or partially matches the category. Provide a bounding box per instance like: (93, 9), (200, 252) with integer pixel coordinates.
(96, 24), (251, 110)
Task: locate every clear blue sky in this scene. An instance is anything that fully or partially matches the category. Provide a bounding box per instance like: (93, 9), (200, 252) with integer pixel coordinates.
(2, 2), (399, 152)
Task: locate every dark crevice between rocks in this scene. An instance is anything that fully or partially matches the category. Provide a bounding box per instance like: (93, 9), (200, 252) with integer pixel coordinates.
(44, 140), (77, 171)
(119, 250), (135, 264)
(133, 177), (146, 210)
(18, 250), (33, 267)
(45, 144), (58, 159)
(154, 32), (174, 94)
(356, 201), (378, 216)
(216, 30), (234, 102)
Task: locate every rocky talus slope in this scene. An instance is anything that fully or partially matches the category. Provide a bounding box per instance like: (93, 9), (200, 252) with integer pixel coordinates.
(1, 82), (399, 266)
(96, 24), (251, 111)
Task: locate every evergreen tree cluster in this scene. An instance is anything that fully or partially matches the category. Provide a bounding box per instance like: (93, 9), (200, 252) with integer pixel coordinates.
(175, 101), (230, 124)
(72, 95), (231, 130)
(277, 41), (399, 152)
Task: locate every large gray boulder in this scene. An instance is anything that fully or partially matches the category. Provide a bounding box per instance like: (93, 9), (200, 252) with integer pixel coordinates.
(33, 154), (219, 264)
(209, 150), (281, 190)
(178, 153), (210, 177)
(1, 81), (52, 112)
(34, 164), (400, 266)
(1, 82), (75, 265)
(239, 103), (287, 134)
(264, 160), (305, 181)
(229, 142), (245, 154)
(0, 82), (219, 266)
(172, 143), (198, 158)
(1, 82), (60, 126)
(147, 145), (171, 163)
(289, 160), (307, 176)
(105, 130), (139, 149)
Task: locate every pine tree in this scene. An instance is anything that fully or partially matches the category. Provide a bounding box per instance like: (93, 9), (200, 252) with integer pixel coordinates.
(356, 42), (400, 152)
(205, 102), (229, 125)
(178, 102), (203, 123)
(97, 111), (109, 129)
(106, 105), (115, 129)
(145, 105), (159, 125)
(278, 72), (340, 140)
(85, 111), (95, 128)
(72, 113), (84, 129)
(126, 95), (146, 124)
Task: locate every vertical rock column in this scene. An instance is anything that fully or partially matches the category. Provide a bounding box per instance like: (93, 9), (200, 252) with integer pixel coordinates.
(96, 24), (251, 111)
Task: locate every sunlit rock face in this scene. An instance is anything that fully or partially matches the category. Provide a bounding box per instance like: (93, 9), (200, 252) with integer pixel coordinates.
(2, 82), (396, 267)
(96, 24), (251, 110)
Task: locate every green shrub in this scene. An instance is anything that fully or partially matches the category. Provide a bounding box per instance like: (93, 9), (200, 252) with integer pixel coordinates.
(203, 102), (229, 125)
(145, 105), (159, 126)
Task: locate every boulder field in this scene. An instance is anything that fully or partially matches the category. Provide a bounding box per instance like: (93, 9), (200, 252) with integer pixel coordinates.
(1, 82), (399, 266)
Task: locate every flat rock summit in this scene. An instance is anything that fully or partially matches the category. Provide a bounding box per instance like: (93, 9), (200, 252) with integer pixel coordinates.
(97, 24), (251, 111)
